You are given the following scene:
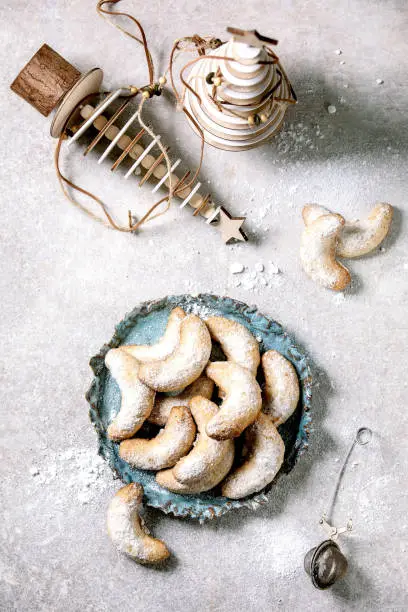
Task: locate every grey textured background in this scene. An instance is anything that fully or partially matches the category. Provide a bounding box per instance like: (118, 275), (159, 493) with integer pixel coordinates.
(1, 1), (407, 611)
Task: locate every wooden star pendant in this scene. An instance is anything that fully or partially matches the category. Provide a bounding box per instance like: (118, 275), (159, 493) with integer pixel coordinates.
(216, 207), (247, 243)
(226, 27), (278, 48)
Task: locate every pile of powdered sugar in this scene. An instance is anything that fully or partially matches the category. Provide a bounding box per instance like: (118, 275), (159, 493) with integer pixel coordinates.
(29, 447), (112, 506)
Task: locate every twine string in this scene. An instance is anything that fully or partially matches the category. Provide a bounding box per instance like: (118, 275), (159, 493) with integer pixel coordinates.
(96, 0), (154, 85)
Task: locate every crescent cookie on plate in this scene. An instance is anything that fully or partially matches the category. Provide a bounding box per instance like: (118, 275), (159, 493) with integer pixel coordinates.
(105, 349), (155, 441)
(205, 362), (262, 440)
(138, 315), (212, 393)
(121, 307), (186, 362)
(222, 413), (285, 499)
(261, 350), (300, 426)
(205, 316), (260, 375)
(119, 406), (196, 470)
(170, 396), (235, 490)
(148, 376), (214, 426)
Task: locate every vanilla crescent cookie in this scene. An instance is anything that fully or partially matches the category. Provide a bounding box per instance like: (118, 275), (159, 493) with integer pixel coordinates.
(171, 396), (235, 488)
(107, 483), (170, 564)
(205, 362), (262, 440)
(155, 468), (204, 494)
(303, 203), (393, 258)
(148, 376), (214, 426)
(205, 316), (260, 375)
(221, 413), (285, 499)
(121, 307), (186, 362)
(300, 213), (351, 291)
(261, 350), (300, 426)
(119, 406), (196, 470)
(105, 349), (155, 441)
(138, 315), (212, 393)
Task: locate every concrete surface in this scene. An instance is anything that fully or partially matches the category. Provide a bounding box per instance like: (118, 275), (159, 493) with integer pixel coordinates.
(1, 1), (407, 611)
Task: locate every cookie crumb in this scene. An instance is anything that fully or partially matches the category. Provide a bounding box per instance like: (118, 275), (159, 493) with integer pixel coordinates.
(327, 104), (337, 114)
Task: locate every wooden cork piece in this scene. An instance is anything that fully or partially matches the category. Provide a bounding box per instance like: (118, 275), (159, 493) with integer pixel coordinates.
(11, 44), (81, 117)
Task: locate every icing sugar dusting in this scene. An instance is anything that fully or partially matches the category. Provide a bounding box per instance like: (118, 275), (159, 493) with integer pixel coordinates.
(29, 447), (111, 506)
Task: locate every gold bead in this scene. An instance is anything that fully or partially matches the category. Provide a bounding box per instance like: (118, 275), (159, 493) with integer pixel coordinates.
(213, 76), (222, 87)
(142, 90), (151, 99)
(247, 115), (255, 126)
(129, 86), (139, 94)
(158, 76), (167, 85)
(260, 113), (268, 123)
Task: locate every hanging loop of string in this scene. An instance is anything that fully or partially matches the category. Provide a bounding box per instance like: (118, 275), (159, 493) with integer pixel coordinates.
(96, 0), (155, 85)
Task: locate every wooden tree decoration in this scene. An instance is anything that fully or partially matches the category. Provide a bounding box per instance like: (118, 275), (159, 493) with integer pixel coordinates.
(10, 44), (248, 243)
(184, 28), (297, 151)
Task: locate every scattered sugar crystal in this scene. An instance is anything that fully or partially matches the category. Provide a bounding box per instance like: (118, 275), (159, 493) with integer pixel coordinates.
(255, 263), (264, 272)
(327, 105), (337, 114)
(340, 60), (346, 65)
(269, 262), (280, 274)
(230, 262), (244, 274)
(29, 466), (40, 476)
(335, 49), (342, 55)
(376, 78), (384, 85)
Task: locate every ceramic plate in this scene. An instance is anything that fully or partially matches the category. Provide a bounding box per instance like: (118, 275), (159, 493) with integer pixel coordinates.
(86, 294), (312, 522)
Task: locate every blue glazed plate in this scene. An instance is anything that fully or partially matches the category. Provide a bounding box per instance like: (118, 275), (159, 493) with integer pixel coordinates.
(86, 294), (312, 522)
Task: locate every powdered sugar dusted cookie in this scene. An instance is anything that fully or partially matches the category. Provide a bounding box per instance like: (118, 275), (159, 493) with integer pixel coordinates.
(119, 406), (196, 470)
(122, 307), (186, 362)
(302, 204), (330, 226)
(155, 468), (204, 494)
(262, 350), (299, 426)
(300, 213), (351, 291)
(148, 376), (214, 426)
(172, 396), (234, 489)
(302, 203), (393, 258)
(107, 483), (170, 564)
(138, 315), (212, 392)
(105, 349), (155, 441)
(337, 203), (393, 258)
(205, 362), (262, 440)
(205, 316), (260, 375)
(221, 413), (285, 499)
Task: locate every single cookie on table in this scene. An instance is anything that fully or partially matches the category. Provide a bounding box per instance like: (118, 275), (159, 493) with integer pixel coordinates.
(107, 483), (170, 564)
(205, 316), (260, 375)
(121, 307), (186, 362)
(222, 413), (285, 499)
(300, 213), (351, 291)
(119, 406), (196, 470)
(170, 396), (235, 489)
(138, 315), (212, 393)
(148, 376), (214, 426)
(205, 362), (262, 440)
(262, 350), (300, 426)
(105, 349), (155, 441)
(302, 203), (393, 258)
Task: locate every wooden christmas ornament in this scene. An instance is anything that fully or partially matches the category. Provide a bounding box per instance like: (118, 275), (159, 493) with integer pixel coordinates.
(10, 42), (247, 243)
(184, 28), (297, 151)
